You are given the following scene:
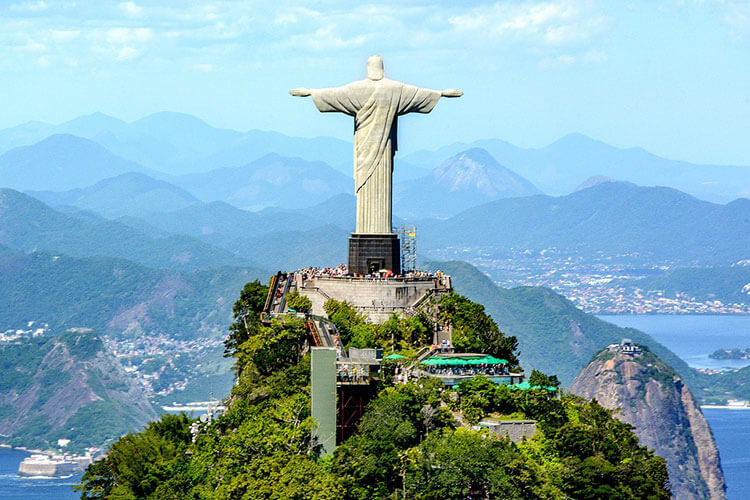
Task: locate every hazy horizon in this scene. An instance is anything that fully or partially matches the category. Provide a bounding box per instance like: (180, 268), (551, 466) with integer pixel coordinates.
(2, 1), (749, 167)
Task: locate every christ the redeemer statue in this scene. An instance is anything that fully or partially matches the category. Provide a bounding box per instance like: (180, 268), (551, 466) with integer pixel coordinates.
(290, 55), (462, 235)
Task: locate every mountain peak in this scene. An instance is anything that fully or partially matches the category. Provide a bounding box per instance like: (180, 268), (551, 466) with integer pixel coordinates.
(572, 347), (726, 499)
(544, 132), (615, 154)
(0, 134), (146, 192)
(431, 148), (540, 197)
(574, 175), (613, 192)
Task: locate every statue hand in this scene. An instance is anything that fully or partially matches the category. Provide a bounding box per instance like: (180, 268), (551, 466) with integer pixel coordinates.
(290, 88), (311, 97)
(441, 89), (463, 98)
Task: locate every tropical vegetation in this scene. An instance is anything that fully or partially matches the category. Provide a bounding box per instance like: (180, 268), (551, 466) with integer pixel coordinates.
(77, 280), (670, 499)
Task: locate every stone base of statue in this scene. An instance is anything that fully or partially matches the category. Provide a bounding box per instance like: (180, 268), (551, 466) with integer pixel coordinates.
(348, 233), (401, 276)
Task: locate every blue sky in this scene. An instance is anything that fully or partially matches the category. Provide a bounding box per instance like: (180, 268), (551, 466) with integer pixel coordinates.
(1, 0), (749, 165)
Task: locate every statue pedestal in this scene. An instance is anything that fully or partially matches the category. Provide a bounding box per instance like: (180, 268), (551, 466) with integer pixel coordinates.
(348, 233), (400, 275)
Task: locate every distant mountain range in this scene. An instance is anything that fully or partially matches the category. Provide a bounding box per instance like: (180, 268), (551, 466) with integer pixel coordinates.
(0, 134), (153, 191)
(394, 148), (541, 218)
(0, 189), (249, 270)
(0, 112), (352, 176)
(4, 132), (538, 216)
(12, 178), (747, 270)
(174, 153), (353, 210)
(403, 133), (749, 202)
(0, 244), (264, 337)
(1, 111), (747, 204)
(28, 172), (200, 218)
(420, 181), (749, 265)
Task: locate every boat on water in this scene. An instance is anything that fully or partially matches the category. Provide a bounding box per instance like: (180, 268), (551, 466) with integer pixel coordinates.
(17, 453), (92, 477)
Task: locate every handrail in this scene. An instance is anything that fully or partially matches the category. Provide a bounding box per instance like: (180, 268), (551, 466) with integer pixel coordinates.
(278, 272), (294, 313)
(263, 272), (281, 315)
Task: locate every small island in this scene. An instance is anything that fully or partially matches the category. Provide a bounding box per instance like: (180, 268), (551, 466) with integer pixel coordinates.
(709, 348), (750, 360)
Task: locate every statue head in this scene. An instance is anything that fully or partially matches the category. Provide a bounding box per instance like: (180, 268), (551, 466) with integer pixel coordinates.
(366, 55), (384, 81)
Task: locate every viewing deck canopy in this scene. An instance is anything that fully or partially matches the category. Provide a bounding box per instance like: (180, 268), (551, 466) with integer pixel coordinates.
(509, 381), (558, 392)
(420, 355), (508, 366)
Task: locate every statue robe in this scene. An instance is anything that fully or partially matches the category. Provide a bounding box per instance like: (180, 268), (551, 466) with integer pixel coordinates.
(311, 79), (442, 234)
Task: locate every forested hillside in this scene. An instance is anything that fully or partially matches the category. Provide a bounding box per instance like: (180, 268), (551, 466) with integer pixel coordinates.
(0, 189), (249, 270)
(0, 245), (265, 337)
(77, 282), (671, 499)
(0, 331), (155, 452)
(421, 182), (749, 265)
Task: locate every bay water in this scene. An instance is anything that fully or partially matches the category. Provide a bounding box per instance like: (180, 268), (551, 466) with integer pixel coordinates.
(0, 447), (80, 500)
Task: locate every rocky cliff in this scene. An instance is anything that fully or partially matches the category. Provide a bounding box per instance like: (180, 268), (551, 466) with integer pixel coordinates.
(0, 331), (156, 451)
(571, 345), (726, 500)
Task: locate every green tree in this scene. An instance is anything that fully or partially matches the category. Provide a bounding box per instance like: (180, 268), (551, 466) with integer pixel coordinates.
(323, 298), (366, 346)
(286, 290), (312, 314)
(406, 428), (530, 499)
(528, 369), (561, 389)
(76, 413), (193, 499)
(438, 292), (519, 365)
(224, 280), (269, 367)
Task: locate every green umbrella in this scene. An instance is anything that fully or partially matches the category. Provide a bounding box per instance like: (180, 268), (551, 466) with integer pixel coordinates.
(384, 353), (405, 360)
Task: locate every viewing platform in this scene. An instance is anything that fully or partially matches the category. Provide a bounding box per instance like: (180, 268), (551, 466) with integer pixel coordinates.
(417, 353), (525, 386)
(293, 266), (451, 323)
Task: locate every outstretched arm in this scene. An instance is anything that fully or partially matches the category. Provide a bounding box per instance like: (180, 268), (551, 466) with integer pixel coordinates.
(291, 84), (359, 115)
(398, 84), (461, 115)
(441, 89), (463, 98)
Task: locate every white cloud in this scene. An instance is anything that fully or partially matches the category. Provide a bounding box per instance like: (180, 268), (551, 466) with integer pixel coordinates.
(10, 1), (48, 12)
(19, 40), (47, 52)
(725, 1), (750, 39)
(116, 46), (140, 61)
(119, 1), (143, 18)
(190, 63), (213, 72)
(49, 29), (80, 42)
(581, 48), (608, 63)
(539, 53), (576, 68)
(286, 25), (367, 51)
(106, 27), (153, 44)
(449, 2), (577, 36)
(538, 48), (608, 68)
(275, 13), (298, 25)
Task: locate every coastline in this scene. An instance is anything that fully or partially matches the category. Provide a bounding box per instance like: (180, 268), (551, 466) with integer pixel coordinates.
(701, 405), (750, 410)
(0, 443), (54, 455)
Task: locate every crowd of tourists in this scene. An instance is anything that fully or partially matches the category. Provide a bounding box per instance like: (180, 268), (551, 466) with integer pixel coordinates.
(294, 265), (349, 281)
(336, 363), (369, 384)
(422, 364), (510, 377)
(292, 265), (448, 284)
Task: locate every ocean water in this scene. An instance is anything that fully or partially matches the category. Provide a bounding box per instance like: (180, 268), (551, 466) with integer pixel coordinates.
(599, 314), (750, 499)
(0, 448), (80, 500)
(703, 408), (750, 500)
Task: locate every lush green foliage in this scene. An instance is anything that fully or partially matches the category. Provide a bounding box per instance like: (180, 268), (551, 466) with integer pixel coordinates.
(324, 292), (518, 365)
(325, 298), (433, 350)
(286, 290), (312, 313)
(437, 292), (519, 366)
(77, 282), (671, 499)
(224, 279), (269, 360)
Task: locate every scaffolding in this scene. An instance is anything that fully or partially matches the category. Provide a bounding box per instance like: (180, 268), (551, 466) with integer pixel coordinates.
(397, 226), (417, 273)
